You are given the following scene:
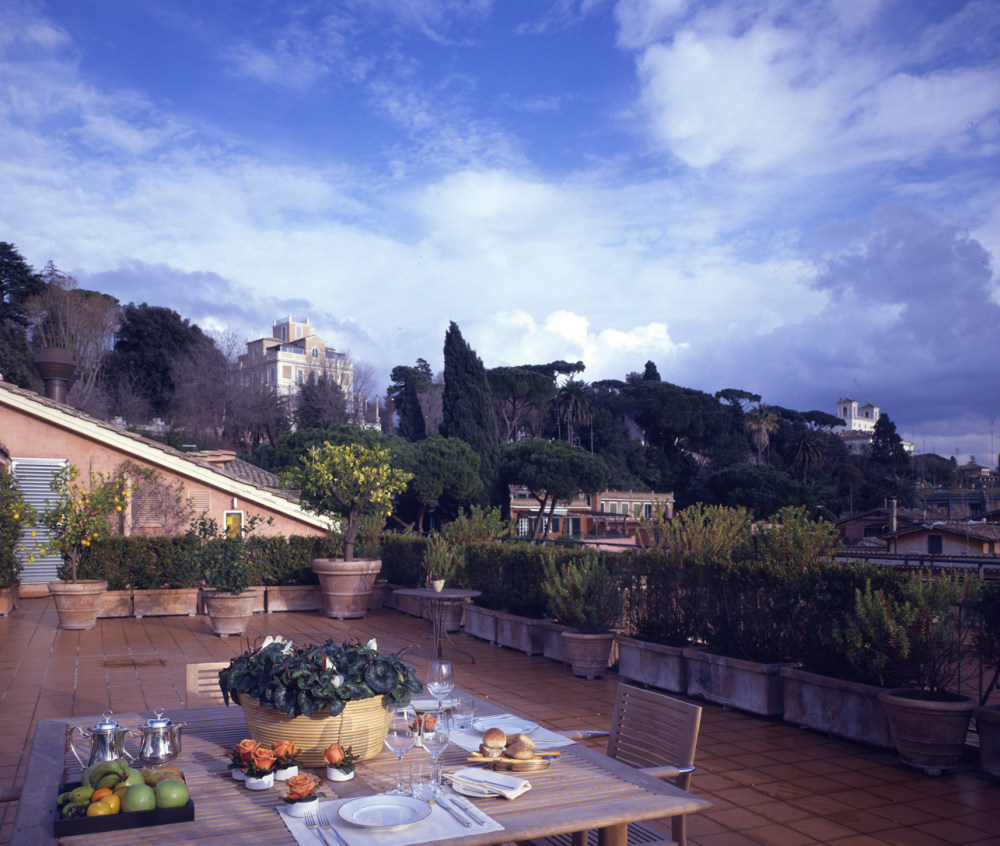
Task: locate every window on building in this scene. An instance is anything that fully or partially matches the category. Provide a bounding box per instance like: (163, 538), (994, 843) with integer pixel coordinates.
(645, 503), (653, 518)
(518, 517), (530, 538)
(296, 326), (303, 339)
(280, 326), (287, 340)
(224, 511), (244, 539)
(312, 347), (318, 358)
(551, 517), (560, 534)
(927, 534), (943, 555)
(297, 369), (304, 385)
(609, 502), (617, 514)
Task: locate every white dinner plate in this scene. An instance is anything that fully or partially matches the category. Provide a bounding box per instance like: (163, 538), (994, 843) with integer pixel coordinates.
(450, 781), (501, 798)
(471, 716), (538, 735)
(337, 795), (432, 830)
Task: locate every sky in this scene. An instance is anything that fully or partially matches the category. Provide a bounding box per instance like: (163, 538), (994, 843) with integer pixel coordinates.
(2, 0), (999, 463)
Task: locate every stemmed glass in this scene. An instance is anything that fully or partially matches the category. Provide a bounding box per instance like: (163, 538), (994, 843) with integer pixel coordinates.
(426, 660), (454, 711)
(384, 705), (417, 795)
(421, 709), (451, 791)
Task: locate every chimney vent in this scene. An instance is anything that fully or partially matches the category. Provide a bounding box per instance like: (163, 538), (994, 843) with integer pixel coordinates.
(888, 497), (898, 534)
(34, 348), (78, 404)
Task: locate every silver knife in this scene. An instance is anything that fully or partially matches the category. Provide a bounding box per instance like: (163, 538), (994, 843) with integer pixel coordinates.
(437, 796), (472, 827)
(453, 796), (489, 825)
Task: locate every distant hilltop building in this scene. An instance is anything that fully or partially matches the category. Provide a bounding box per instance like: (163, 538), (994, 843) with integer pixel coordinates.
(834, 397), (913, 456)
(238, 316), (354, 397)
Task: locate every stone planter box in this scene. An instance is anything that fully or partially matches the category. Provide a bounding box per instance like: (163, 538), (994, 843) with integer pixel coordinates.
(463, 605), (497, 644)
(685, 649), (789, 717)
(542, 621), (571, 664)
(495, 611), (545, 656)
(0, 583), (19, 616)
(781, 667), (892, 748)
(98, 589), (133, 618)
(380, 583), (403, 611)
(133, 588), (199, 618)
(395, 592), (424, 618)
(367, 580), (390, 610)
(975, 705), (1000, 778)
(617, 637), (688, 693)
(266, 585), (322, 612)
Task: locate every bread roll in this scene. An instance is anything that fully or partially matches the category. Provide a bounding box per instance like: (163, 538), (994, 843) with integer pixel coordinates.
(506, 733), (535, 751)
(478, 743), (502, 758)
(505, 740), (535, 760)
(482, 727), (507, 749)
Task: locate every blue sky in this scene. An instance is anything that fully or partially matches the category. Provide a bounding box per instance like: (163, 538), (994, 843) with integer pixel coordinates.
(2, 0), (999, 462)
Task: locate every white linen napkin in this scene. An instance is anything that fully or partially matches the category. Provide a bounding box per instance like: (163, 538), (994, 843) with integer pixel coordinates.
(278, 796), (503, 846)
(446, 767), (531, 800)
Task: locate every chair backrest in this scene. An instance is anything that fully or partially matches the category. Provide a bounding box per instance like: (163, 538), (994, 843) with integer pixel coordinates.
(606, 684), (702, 791)
(185, 661), (231, 708)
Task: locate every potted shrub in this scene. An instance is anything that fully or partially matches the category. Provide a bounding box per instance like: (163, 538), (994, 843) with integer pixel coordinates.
(219, 636), (422, 766)
(840, 573), (980, 775)
(542, 555), (622, 679)
(973, 581), (1000, 778)
(35, 465), (130, 630)
(283, 443), (411, 619)
(187, 515), (268, 637)
(0, 465), (32, 615)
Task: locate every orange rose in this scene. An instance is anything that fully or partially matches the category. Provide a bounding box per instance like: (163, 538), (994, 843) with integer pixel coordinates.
(250, 747), (276, 772)
(272, 740), (297, 762)
(236, 738), (260, 764)
(323, 743), (345, 765)
(285, 773), (319, 800)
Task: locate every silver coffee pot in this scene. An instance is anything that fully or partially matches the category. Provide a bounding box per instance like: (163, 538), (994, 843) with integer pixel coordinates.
(68, 711), (137, 769)
(135, 708), (186, 767)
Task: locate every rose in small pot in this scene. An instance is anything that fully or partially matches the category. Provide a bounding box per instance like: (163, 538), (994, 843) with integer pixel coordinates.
(324, 743), (358, 781)
(228, 738), (260, 780)
(281, 773), (324, 817)
(244, 747), (277, 790)
(272, 740), (300, 780)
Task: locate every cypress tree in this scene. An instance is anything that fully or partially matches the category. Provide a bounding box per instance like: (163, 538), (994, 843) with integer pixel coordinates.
(441, 322), (501, 506)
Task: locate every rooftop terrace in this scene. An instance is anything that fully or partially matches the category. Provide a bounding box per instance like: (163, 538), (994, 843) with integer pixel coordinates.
(1, 599), (998, 845)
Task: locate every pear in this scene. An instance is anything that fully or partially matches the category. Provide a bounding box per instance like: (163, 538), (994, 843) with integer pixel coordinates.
(120, 767), (145, 787)
(67, 784), (94, 804)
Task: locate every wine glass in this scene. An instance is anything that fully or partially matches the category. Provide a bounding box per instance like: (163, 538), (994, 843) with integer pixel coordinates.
(384, 705), (416, 794)
(421, 709), (451, 789)
(426, 660), (454, 711)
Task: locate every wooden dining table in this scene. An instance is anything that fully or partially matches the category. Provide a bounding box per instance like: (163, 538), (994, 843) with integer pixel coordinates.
(13, 696), (710, 846)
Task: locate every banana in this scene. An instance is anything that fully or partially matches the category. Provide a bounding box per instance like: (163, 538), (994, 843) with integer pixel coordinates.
(62, 801), (89, 818)
(56, 790), (74, 805)
(81, 762), (100, 788)
(88, 758), (127, 787)
(68, 784), (94, 804)
(94, 773), (122, 791)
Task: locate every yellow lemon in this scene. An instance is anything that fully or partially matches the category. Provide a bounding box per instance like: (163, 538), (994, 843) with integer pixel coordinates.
(86, 800), (113, 817)
(101, 793), (121, 814)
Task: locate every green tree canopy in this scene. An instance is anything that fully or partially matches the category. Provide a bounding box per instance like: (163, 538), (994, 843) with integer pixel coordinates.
(397, 435), (482, 531)
(0, 243), (45, 389)
(387, 358), (432, 441)
(486, 365), (555, 442)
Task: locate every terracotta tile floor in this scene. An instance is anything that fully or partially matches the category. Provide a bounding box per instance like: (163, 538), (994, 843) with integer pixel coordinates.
(2, 597), (999, 845)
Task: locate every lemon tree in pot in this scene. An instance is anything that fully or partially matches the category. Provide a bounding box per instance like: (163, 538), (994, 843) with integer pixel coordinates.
(187, 514), (269, 637)
(839, 573), (981, 775)
(283, 443), (411, 619)
(0, 465), (33, 615)
(543, 555), (622, 680)
(219, 636), (422, 765)
(35, 465), (129, 630)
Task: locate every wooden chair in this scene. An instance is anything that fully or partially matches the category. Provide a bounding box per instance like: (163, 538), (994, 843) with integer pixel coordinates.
(524, 684), (703, 846)
(185, 661), (231, 708)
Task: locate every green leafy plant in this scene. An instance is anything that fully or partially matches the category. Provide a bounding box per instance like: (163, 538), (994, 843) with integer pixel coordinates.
(837, 573), (980, 695)
(185, 514), (271, 594)
(34, 465), (130, 582)
(974, 582), (1000, 692)
(421, 533), (465, 587)
(219, 636), (422, 719)
(0, 465), (34, 588)
(542, 554), (622, 634)
(282, 443), (412, 561)
(440, 506), (515, 545)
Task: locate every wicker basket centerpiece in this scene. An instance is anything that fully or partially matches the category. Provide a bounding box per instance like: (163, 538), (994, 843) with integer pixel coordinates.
(219, 636), (422, 766)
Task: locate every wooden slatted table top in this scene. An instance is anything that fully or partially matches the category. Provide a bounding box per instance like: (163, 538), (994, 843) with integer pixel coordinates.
(14, 699), (710, 846)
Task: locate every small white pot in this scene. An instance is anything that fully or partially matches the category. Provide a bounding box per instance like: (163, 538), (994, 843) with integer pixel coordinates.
(245, 772), (275, 790)
(326, 766), (355, 781)
(274, 765), (299, 781)
(431, 579), (445, 592)
(231, 768), (246, 781)
(284, 797), (320, 818)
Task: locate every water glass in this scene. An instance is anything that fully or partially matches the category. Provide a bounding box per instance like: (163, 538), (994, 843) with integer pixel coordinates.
(452, 696), (474, 730)
(409, 758), (439, 802)
(385, 705), (416, 794)
(422, 709), (451, 761)
(427, 660), (455, 708)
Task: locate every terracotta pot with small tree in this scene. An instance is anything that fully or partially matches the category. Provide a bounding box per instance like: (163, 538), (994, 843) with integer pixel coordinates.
(283, 443), (411, 619)
(0, 465), (33, 615)
(36, 465), (129, 630)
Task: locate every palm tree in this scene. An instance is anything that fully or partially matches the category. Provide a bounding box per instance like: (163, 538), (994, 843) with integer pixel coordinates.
(554, 379), (594, 448)
(788, 428), (826, 483)
(744, 404), (779, 465)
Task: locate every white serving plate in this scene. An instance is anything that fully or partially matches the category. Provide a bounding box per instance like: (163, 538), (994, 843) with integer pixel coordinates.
(338, 795), (432, 830)
(471, 716), (538, 735)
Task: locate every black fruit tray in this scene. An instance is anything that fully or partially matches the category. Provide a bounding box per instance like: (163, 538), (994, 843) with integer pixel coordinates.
(53, 780), (195, 836)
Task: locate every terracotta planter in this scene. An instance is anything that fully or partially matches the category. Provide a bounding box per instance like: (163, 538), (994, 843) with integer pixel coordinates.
(0, 582), (19, 616)
(495, 611), (545, 656)
(975, 705), (1000, 778)
(97, 589), (132, 618)
(562, 631), (616, 680)
(202, 588), (261, 637)
(134, 588), (199, 618)
(463, 605), (497, 644)
(781, 667), (892, 748)
(265, 585), (322, 612)
(879, 688), (976, 775)
(312, 558), (381, 620)
(617, 637), (688, 693)
(685, 649), (788, 716)
(240, 693), (390, 766)
(48, 580), (108, 630)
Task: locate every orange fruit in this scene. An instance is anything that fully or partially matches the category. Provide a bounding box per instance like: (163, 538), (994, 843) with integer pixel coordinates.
(113, 786), (128, 800)
(86, 800), (113, 817)
(91, 788), (113, 802)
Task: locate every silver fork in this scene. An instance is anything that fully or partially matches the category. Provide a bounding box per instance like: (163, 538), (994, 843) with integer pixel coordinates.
(319, 809), (350, 846)
(304, 813), (334, 846)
